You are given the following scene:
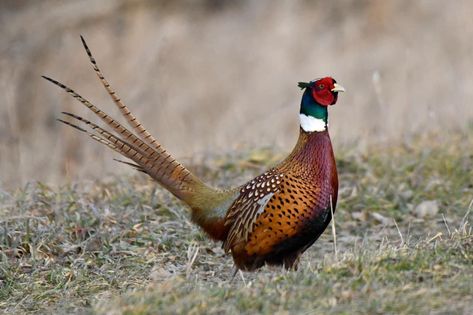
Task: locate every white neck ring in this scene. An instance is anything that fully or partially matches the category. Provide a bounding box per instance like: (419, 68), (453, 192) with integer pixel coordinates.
(299, 114), (327, 132)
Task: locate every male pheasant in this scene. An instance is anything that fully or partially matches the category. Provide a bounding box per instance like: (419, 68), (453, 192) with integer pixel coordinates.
(43, 37), (345, 271)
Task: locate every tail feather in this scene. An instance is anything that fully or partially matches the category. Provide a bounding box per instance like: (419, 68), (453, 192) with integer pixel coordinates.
(57, 111), (206, 202)
(57, 113), (232, 241)
(44, 74), (211, 205)
(42, 76), (181, 178)
(80, 35), (161, 150)
(57, 116), (152, 167)
(42, 76), (156, 158)
(113, 158), (145, 172)
(44, 36), (238, 241)
(56, 119), (135, 161)
(61, 111), (148, 157)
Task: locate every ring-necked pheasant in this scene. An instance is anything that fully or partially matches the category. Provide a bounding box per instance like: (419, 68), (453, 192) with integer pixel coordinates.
(43, 36), (344, 271)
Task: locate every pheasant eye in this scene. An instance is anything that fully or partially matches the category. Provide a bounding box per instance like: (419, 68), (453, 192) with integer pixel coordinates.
(318, 84), (325, 89)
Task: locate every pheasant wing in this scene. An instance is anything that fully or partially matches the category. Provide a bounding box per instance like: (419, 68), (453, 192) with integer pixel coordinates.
(223, 169), (285, 252)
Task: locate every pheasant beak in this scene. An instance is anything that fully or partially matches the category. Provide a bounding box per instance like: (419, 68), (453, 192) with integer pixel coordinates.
(331, 83), (345, 93)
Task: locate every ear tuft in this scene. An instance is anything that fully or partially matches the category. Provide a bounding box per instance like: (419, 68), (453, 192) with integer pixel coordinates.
(297, 81), (311, 90)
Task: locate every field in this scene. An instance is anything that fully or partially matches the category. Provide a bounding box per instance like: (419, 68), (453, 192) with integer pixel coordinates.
(1, 134), (472, 314)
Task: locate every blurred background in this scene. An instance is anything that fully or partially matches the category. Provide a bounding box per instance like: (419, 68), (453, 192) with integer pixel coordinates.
(1, 0), (473, 189)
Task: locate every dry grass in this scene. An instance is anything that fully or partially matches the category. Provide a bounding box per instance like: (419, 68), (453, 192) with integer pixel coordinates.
(1, 133), (472, 314)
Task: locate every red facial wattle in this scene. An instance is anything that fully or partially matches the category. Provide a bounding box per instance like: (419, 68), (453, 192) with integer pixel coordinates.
(311, 77), (339, 106)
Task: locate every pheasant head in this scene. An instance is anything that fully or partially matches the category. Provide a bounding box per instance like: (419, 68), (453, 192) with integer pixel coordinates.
(298, 77), (345, 132)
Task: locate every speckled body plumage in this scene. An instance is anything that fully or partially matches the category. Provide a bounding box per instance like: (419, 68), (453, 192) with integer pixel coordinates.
(44, 37), (343, 272)
(225, 129), (338, 270)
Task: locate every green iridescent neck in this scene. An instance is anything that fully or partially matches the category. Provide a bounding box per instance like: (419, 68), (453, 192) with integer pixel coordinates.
(300, 89), (328, 123)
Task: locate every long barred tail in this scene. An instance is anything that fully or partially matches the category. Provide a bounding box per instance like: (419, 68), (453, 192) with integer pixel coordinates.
(42, 37), (214, 206)
(79, 35), (162, 150)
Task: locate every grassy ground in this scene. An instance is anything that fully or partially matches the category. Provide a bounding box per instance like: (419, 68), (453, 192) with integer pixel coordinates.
(0, 133), (472, 314)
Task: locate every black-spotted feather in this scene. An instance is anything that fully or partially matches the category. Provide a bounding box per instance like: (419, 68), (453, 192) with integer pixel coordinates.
(223, 169), (285, 252)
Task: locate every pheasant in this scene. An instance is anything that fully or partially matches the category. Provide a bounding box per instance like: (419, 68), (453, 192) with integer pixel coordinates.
(43, 36), (345, 271)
